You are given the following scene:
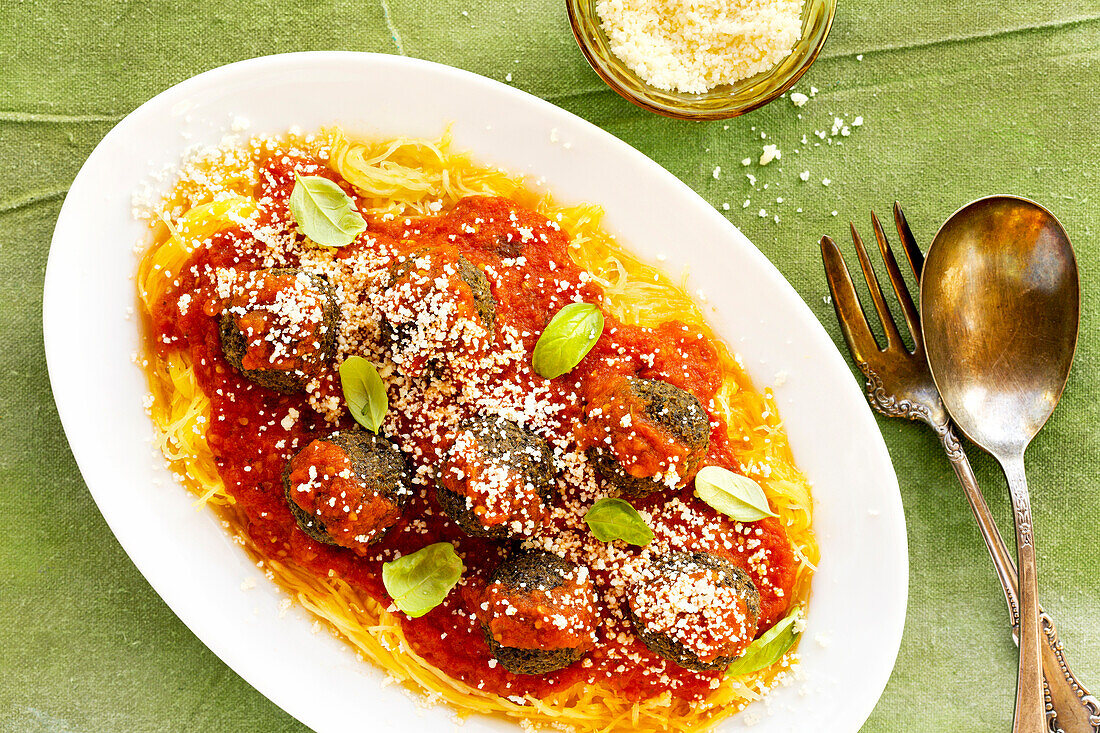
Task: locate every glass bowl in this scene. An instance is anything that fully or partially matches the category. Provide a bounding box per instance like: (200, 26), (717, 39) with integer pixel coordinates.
(566, 0), (838, 120)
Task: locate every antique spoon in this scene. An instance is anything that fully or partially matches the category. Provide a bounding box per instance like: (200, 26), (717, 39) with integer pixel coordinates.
(921, 195), (1081, 733)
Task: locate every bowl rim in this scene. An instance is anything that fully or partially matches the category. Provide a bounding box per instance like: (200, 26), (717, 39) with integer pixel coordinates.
(565, 0), (838, 120)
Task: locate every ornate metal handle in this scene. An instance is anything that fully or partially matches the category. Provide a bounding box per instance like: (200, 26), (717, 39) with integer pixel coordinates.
(1039, 612), (1100, 732)
(937, 423), (1018, 630)
(941, 428), (1099, 733)
(1001, 456), (1047, 733)
(859, 362), (1098, 732)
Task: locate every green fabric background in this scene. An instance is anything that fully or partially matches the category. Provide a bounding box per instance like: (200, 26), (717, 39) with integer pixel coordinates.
(1, 1), (1097, 731)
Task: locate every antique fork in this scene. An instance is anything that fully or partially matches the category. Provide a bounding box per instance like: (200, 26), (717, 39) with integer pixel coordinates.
(820, 204), (1099, 733)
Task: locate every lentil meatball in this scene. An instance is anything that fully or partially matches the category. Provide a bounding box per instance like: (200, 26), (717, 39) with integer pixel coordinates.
(436, 416), (554, 539)
(481, 550), (598, 675)
(627, 551), (760, 672)
(282, 428), (412, 551)
(219, 267), (339, 393)
(584, 377), (710, 497)
(381, 247), (496, 376)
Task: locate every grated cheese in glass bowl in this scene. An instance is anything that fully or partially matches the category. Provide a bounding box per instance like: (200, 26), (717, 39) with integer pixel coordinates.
(566, 0), (837, 120)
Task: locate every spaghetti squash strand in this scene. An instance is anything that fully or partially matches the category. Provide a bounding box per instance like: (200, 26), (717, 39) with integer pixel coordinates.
(137, 129), (817, 733)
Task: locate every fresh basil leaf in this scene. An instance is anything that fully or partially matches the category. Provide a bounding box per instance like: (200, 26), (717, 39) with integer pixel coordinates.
(288, 173), (367, 248)
(724, 606), (803, 676)
(532, 302), (604, 379)
(583, 497), (653, 546)
(382, 542), (465, 618)
(694, 465), (778, 522)
(339, 356), (388, 433)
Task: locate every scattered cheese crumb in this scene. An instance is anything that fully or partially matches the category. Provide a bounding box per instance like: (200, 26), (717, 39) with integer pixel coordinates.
(759, 144), (781, 166)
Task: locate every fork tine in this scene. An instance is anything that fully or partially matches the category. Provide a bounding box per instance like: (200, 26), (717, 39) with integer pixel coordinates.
(820, 235), (881, 364)
(850, 221), (904, 349)
(893, 202), (924, 283)
(871, 211), (921, 346)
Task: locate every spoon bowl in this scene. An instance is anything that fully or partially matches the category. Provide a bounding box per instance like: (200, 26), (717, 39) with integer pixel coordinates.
(921, 196), (1080, 455)
(920, 194), (1080, 733)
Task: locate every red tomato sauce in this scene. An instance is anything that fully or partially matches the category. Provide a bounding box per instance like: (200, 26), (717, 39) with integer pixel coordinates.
(147, 152), (798, 704)
(484, 580), (597, 652)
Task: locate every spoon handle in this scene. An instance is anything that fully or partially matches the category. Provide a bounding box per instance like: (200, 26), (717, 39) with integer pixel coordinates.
(1002, 455), (1047, 733)
(939, 427), (1100, 732)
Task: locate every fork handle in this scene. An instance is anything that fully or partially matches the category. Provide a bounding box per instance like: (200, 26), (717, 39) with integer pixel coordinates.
(938, 423), (1100, 732)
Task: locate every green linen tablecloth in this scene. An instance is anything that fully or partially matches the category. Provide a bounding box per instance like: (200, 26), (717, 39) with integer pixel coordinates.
(1, 1), (1097, 731)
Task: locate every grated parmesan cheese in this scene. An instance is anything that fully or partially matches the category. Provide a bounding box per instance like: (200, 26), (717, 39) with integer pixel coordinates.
(595, 0), (805, 94)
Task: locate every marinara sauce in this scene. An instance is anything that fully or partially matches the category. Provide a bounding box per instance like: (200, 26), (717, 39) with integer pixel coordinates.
(147, 151), (798, 704)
